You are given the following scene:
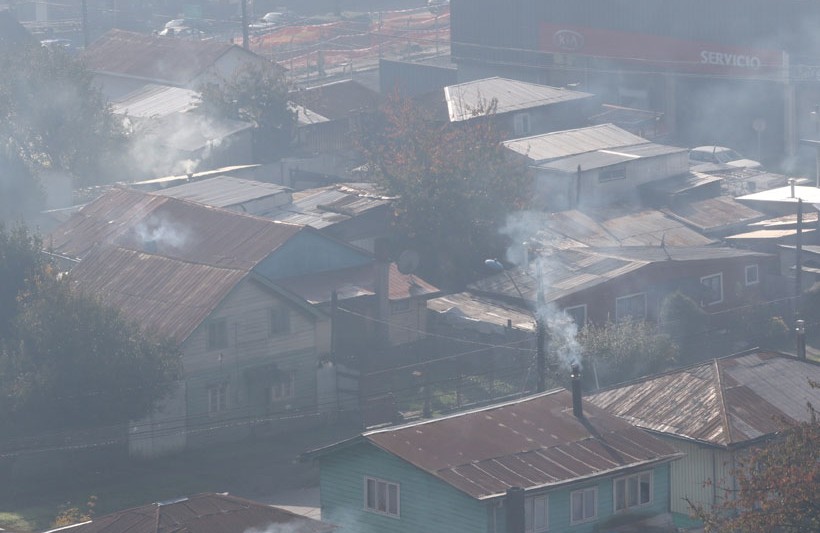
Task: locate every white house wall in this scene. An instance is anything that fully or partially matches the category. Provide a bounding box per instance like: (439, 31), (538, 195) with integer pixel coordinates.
(662, 437), (734, 516)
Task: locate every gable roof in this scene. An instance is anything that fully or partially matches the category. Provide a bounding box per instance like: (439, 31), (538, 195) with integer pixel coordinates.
(44, 492), (334, 533)
(503, 124), (649, 163)
(68, 246), (248, 342)
(49, 188), (304, 270)
(587, 351), (820, 448)
(445, 77), (595, 122)
(155, 176), (292, 210)
(289, 79), (380, 121)
(313, 390), (681, 500)
(81, 29), (259, 86)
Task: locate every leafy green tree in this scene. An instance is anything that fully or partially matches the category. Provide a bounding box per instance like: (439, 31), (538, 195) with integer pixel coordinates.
(689, 387), (819, 533)
(578, 319), (678, 388)
(0, 42), (128, 189)
(358, 95), (532, 288)
(0, 224), (181, 439)
(197, 62), (294, 161)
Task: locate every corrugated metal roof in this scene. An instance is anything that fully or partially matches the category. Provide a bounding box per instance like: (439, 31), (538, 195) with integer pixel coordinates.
(749, 211), (819, 227)
(67, 246), (248, 342)
(665, 196), (766, 233)
(49, 188), (304, 270)
(278, 263), (438, 304)
(289, 79), (380, 121)
(361, 390), (682, 500)
(155, 176), (292, 208)
(110, 84), (199, 118)
(45, 492), (334, 533)
(642, 171), (723, 195)
(531, 208), (715, 249)
(427, 292), (537, 333)
(587, 351), (820, 447)
(82, 29), (254, 86)
(444, 77), (594, 122)
(726, 228), (815, 240)
(737, 184), (820, 204)
(503, 124), (648, 163)
(538, 143), (686, 173)
(265, 183), (392, 229)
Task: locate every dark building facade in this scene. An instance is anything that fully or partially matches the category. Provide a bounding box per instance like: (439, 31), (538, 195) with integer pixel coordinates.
(450, 0), (820, 173)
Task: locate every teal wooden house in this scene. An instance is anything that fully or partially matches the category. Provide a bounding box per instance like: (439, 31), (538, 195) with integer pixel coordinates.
(308, 371), (683, 533)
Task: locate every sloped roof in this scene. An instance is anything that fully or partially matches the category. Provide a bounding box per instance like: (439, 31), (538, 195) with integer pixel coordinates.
(427, 292), (537, 333)
(155, 176), (292, 209)
(110, 84), (199, 118)
(537, 142), (686, 173)
(444, 77), (594, 122)
(587, 351), (820, 448)
(289, 79), (380, 121)
(279, 263), (439, 304)
(503, 124), (648, 163)
(267, 183), (393, 229)
(352, 390), (681, 500)
(664, 196), (766, 234)
(531, 208), (715, 249)
(49, 188), (304, 270)
(68, 246), (247, 342)
(44, 492), (334, 533)
(82, 29), (257, 86)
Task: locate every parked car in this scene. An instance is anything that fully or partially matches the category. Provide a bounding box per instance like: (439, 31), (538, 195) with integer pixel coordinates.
(689, 145), (761, 169)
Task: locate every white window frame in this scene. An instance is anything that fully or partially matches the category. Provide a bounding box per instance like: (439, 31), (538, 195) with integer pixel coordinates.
(270, 371), (295, 402)
(208, 318), (228, 350)
(564, 304), (587, 328)
(570, 486), (597, 524)
(745, 264), (759, 286)
(615, 292), (646, 322)
(364, 476), (400, 518)
(208, 382), (228, 415)
(525, 493), (549, 533)
(613, 471), (653, 512)
(700, 272), (724, 306)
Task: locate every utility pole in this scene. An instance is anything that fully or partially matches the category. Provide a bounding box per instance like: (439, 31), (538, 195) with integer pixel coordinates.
(796, 197), (803, 315)
(241, 0), (249, 50)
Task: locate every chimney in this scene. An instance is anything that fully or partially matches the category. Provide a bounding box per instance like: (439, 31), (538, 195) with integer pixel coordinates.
(505, 487), (525, 533)
(570, 363), (583, 418)
(789, 177), (796, 198)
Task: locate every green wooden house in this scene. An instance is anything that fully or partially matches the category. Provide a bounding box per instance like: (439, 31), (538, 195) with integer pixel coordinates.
(307, 372), (683, 533)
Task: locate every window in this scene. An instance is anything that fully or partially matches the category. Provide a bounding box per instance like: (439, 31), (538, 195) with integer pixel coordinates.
(390, 299), (411, 314)
(208, 318), (228, 350)
(615, 293), (646, 322)
(564, 305), (587, 329)
(514, 112), (531, 136)
(525, 494), (548, 533)
(599, 165), (627, 182)
(745, 264), (759, 286)
(269, 306), (290, 336)
(700, 273), (723, 305)
(270, 372), (295, 402)
(208, 382), (228, 415)
(570, 487), (597, 524)
(614, 471), (652, 511)
(365, 477), (399, 517)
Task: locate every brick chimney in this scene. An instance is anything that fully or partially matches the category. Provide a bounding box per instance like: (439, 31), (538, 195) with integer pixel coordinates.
(571, 363), (583, 418)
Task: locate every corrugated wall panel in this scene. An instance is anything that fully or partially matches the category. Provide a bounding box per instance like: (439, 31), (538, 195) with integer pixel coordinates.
(663, 438), (734, 515)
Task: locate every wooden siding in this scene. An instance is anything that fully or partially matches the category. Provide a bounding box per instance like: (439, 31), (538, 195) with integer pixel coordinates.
(320, 443), (489, 533)
(180, 277), (327, 447)
(662, 438), (734, 516)
(320, 443), (673, 533)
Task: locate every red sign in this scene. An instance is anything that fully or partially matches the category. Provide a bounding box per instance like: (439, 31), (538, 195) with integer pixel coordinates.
(540, 23), (785, 79)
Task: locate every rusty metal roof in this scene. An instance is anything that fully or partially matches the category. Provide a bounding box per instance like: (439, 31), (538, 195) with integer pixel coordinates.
(503, 124), (648, 163)
(49, 188), (304, 270)
(359, 390), (682, 500)
(587, 351), (820, 448)
(444, 77), (594, 122)
(67, 246), (248, 342)
(266, 183), (393, 229)
(289, 79), (380, 121)
(43, 492), (334, 533)
(81, 29), (258, 86)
